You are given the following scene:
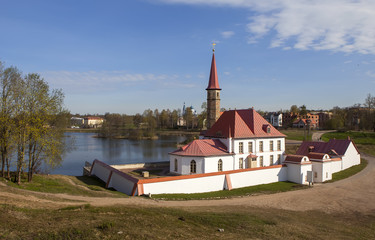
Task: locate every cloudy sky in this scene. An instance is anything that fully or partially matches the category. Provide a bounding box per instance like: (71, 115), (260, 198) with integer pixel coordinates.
(1, 0), (374, 114)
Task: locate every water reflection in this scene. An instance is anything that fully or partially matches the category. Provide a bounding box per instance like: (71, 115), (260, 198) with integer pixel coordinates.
(53, 132), (185, 176)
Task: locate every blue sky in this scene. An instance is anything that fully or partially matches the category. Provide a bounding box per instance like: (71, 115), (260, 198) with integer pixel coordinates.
(1, 0), (375, 115)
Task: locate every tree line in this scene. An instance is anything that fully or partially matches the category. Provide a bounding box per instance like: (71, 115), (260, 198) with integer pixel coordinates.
(98, 104), (207, 139)
(0, 62), (70, 183)
(267, 94), (375, 131)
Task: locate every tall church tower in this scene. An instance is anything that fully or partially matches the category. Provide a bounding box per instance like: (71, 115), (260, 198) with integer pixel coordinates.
(206, 47), (221, 129)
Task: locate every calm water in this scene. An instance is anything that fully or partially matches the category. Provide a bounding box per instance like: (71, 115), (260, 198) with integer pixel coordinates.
(53, 132), (186, 176)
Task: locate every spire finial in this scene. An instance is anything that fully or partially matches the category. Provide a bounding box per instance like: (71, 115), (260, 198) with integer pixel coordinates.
(212, 42), (216, 52)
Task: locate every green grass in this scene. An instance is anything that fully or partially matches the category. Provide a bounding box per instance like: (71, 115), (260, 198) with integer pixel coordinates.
(321, 131), (375, 144)
(152, 181), (308, 200)
(1, 204), (374, 239)
(280, 129), (313, 141)
(325, 158), (368, 183)
(1, 174), (127, 198)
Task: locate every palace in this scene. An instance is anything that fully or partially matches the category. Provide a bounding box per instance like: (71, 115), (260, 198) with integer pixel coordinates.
(89, 49), (361, 196)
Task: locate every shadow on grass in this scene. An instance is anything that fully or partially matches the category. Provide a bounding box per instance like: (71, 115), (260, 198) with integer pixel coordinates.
(74, 175), (122, 193)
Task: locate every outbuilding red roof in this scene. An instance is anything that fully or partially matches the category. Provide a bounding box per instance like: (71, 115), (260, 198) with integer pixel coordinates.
(169, 139), (230, 157)
(296, 139), (359, 156)
(204, 109), (286, 139)
(307, 152), (326, 160)
(284, 154), (310, 164)
(206, 53), (221, 90)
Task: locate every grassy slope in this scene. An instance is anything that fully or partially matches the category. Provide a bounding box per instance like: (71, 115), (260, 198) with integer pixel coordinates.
(280, 129), (313, 141)
(1, 204), (374, 239)
(1, 174), (127, 198)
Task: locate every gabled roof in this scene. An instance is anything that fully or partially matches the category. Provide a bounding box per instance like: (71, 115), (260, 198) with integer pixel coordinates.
(204, 109), (286, 139)
(169, 139), (230, 157)
(296, 139), (359, 156)
(206, 53), (221, 90)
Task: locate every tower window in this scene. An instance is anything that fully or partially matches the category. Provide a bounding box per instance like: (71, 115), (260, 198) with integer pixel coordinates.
(217, 92), (219, 97)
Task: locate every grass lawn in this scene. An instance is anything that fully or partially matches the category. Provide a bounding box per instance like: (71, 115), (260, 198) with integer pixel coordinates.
(280, 129), (313, 141)
(325, 158), (368, 183)
(1, 204), (374, 239)
(1, 174), (127, 198)
(152, 181), (308, 200)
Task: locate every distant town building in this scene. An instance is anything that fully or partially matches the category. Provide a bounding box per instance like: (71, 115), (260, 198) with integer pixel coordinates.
(70, 117), (84, 128)
(84, 117), (104, 128)
(293, 118), (318, 129)
(265, 112), (282, 128)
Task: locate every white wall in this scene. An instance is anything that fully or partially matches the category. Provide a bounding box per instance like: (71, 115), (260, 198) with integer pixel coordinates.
(331, 160), (342, 173)
(230, 166), (287, 189)
(142, 175), (226, 194)
(286, 163), (312, 184)
(342, 142), (361, 169)
(204, 156), (234, 173)
(91, 162), (111, 183)
(170, 156), (206, 175)
(107, 172), (136, 195)
(312, 161), (332, 182)
(232, 137), (285, 169)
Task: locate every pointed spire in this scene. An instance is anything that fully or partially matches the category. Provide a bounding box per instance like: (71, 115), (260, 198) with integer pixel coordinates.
(206, 52), (221, 90)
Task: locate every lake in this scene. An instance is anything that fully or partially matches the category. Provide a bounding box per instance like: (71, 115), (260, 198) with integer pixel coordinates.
(52, 132), (186, 176)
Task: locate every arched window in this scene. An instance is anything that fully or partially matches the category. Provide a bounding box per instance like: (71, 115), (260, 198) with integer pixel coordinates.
(174, 159), (178, 172)
(218, 159), (223, 172)
(190, 160), (196, 174)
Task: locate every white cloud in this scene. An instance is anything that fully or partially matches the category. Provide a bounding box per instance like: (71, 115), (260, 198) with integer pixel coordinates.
(221, 31), (235, 39)
(161, 0), (375, 55)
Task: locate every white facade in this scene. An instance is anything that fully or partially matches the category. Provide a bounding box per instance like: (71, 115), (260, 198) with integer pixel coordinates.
(170, 136), (286, 175)
(341, 142), (361, 169)
(270, 113), (282, 127)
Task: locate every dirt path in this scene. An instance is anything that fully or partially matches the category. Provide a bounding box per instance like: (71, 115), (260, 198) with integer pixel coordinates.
(312, 130), (335, 141)
(1, 154), (374, 214)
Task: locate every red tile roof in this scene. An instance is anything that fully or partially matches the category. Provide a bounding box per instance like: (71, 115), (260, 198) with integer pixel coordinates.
(206, 53), (221, 90)
(307, 152), (326, 160)
(284, 154), (310, 164)
(296, 139), (359, 156)
(293, 118), (317, 125)
(204, 109), (286, 139)
(169, 139), (230, 157)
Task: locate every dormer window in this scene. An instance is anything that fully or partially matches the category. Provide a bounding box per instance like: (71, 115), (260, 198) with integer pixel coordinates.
(263, 124), (271, 133)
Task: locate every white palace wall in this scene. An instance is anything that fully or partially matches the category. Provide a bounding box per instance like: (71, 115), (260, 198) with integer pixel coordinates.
(90, 160), (289, 196)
